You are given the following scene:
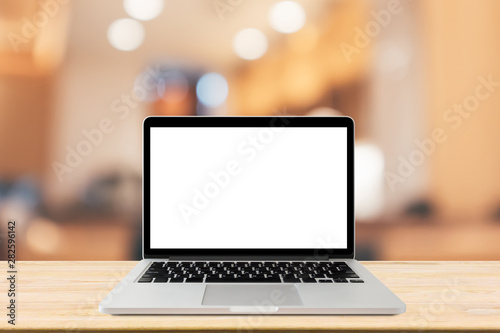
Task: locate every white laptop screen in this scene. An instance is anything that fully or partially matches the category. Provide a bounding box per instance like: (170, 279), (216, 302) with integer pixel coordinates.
(150, 126), (348, 249)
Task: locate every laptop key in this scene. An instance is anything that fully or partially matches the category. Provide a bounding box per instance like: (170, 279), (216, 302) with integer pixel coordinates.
(205, 277), (281, 283)
(328, 273), (358, 278)
(138, 277), (153, 283)
(153, 273), (174, 279)
(344, 273), (359, 278)
(154, 277), (169, 283)
(169, 277), (184, 283)
(205, 277), (237, 283)
(302, 278), (317, 283)
(251, 277), (281, 282)
(312, 273), (326, 279)
(185, 277), (204, 283)
(283, 277), (301, 283)
(147, 267), (162, 272)
(150, 261), (358, 284)
(350, 279), (364, 283)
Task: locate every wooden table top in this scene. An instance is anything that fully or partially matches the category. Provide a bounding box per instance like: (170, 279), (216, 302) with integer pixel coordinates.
(1, 261), (499, 332)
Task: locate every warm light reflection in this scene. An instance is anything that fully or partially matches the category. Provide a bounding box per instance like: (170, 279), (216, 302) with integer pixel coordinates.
(123, 0), (164, 21)
(268, 1), (306, 34)
(288, 25), (320, 54)
(107, 18), (145, 51)
(232, 28), (268, 60)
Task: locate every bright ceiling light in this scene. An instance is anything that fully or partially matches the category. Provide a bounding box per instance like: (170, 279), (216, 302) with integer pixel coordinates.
(196, 73), (229, 108)
(107, 18), (145, 51)
(268, 1), (306, 34)
(232, 28), (268, 60)
(123, 0), (164, 21)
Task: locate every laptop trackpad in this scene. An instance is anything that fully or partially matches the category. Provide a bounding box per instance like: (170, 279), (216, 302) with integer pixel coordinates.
(202, 284), (303, 307)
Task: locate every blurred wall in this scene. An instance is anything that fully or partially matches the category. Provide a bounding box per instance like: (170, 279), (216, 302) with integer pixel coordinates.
(0, 75), (54, 178)
(369, 0), (427, 213)
(422, 0), (500, 220)
(46, 57), (144, 206)
(2, 0), (500, 261)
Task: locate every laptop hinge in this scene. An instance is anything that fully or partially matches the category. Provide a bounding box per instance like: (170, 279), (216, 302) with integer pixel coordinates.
(144, 254), (354, 260)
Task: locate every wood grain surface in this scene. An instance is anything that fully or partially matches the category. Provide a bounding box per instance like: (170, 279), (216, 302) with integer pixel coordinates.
(1, 261), (499, 332)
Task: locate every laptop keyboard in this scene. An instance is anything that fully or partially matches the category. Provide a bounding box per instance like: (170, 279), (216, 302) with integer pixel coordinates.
(138, 261), (363, 283)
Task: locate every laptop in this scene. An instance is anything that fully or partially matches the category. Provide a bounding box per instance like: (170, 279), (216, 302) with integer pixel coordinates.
(99, 116), (405, 314)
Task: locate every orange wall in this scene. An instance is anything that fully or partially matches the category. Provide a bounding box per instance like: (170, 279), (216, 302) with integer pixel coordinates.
(421, 0), (500, 220)
(0, 74), (54, 178)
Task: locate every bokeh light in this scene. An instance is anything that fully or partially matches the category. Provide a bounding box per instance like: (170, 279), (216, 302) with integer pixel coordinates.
(123, 0), (164, 21)
(268, 1), (306, 34)
(196, 72), (229, 108)
(232, 28), (268, 60)
(158, 71), (189, 103)
(107, 18), (145, 51)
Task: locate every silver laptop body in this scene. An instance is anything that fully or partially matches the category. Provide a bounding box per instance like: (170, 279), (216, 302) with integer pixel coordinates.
(99, 116), (405, 315)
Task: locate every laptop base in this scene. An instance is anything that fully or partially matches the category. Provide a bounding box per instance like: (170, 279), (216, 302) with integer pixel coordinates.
(99, 259), (405, 315)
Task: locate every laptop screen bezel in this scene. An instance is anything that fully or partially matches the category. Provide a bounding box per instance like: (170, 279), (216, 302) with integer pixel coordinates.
(143, 116), (355, 259)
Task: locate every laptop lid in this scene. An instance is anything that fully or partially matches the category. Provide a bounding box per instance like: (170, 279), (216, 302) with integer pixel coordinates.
(143, 116), (354, 259)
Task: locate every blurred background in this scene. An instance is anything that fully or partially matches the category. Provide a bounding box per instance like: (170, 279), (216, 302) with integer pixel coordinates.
(1, 0), (500, 261)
